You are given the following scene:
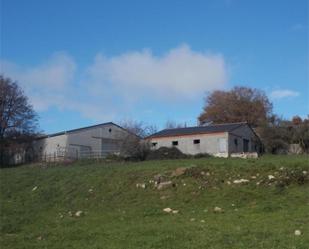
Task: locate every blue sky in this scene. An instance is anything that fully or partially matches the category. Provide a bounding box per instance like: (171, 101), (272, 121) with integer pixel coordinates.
(1, 0), (308, 134)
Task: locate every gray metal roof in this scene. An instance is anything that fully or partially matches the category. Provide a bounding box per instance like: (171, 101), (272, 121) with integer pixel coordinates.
(37, 122), (138, 139)
(149, 122), (247, 138)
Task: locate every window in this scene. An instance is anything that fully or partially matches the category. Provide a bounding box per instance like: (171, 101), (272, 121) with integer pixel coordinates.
(152, 142), (157, 147)
(172, 141), (178, 146)
(234, 139), (238, 146)
(108, 128), (112, 133)
(193, 139), (200, 144)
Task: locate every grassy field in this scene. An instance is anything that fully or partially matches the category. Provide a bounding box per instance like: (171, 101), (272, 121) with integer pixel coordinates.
(0, 155), (308, 249)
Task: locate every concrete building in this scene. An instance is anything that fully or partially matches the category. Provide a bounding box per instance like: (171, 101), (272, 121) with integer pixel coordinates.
(33, 122), (135, 161)
(148, 122), (260, 157)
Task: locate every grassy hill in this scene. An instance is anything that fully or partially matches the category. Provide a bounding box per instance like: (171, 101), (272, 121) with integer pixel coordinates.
(0, 155), (308, 249)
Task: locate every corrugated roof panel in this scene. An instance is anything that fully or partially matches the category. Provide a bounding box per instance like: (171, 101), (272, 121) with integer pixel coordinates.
(149, 122), (247, 138)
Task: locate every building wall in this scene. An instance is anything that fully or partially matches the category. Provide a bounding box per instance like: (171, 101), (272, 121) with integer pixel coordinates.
(66, 123), (127, 157)
(149, 132), (229, 157)
(228, 125), (260, 153)
(33, 123), (131, 159)
(33, 134), (68, 157)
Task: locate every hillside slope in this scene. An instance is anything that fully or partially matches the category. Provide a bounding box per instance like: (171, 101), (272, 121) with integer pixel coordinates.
(1, 155), (308, 249)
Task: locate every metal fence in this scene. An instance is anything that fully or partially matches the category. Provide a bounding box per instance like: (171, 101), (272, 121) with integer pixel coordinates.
(37, 147), (120, 163)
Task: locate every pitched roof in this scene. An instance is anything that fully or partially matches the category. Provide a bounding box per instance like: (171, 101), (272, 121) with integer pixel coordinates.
(37, 122), (139, 139)
(148, 122), (247, 138)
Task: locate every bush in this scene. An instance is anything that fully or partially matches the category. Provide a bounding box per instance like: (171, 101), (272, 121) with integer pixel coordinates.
(192, 153), (213, 158)
(146, 147), (187, 160)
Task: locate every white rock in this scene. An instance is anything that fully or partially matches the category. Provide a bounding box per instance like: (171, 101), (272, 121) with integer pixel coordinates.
(157, 181), (173, 190)
(268, 175), (275, 180)
(190, 218), (195, 222)
(227, 181), (231, 185)
(294, 230), (301, 236)
(303, 171), (307, 175)
(75, 210), (83, 217)
(172, 210), (179, 214)
(200, 219), (205, 223)
(233, 179), (249, 184)
(214, 207), (223, 213)
(136, 183), (146, 189)
(163, 208), (172, 213)
(32, 186), (38, 191)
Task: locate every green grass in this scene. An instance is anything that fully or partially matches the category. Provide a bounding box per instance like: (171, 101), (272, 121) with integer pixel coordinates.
(0, 155), (308, 249)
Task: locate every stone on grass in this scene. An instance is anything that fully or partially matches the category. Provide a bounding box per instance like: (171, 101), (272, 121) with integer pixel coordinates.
(268, 175), (275, 180)
(294, 230), (301, 236)
(171, 167), (187, 177)
(136, 183), (146, 189)
(157, 181), (173, 190)
(172, 210), (179, 214)
(200, 219), (205, 223)
(75, 210), (83, 217)
(32, 186), (38, 191)
(190, 218), (195, 222)
(163, 207), (172, 213)
(233, 179), (249, 184)
(213, 207), (223, 213)
(153, 174), (163, 184)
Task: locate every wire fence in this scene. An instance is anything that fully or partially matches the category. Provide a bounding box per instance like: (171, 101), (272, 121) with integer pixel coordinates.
(36, 147), (120, 163)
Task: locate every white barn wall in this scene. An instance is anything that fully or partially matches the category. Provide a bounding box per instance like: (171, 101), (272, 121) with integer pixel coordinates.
(149, 132), (229, 157)
(33, 123), (132, 160)
(33, 134), (68, 157)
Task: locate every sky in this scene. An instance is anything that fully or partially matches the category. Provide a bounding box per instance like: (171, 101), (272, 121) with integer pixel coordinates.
(1, 0), (308, 134)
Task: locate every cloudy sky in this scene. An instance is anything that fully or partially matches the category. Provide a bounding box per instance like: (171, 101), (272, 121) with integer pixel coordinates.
(1, 0), (308, 133)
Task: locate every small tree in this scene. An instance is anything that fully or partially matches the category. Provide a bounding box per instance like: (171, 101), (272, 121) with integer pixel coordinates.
(119, 120), (156, 160)
(198, 86), (273, 127)
(0, 75), (38, 165)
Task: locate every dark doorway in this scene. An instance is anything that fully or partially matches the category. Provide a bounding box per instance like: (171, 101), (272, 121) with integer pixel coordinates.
(243, 139), (249, 152)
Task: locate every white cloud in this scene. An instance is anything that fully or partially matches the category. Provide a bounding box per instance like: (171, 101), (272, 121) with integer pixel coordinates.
(270, 89), (300, 100)
(0, 45), (228, 121)
(1, 52), (76, 111)
(87, 44), (228, 100)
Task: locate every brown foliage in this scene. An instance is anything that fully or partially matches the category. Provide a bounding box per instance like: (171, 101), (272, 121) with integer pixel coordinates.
(198, 86), (272, 127)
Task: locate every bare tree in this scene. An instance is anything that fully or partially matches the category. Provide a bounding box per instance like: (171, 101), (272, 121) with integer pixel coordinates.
(0, 75), (38, 165)
(119, 120), (157, 160)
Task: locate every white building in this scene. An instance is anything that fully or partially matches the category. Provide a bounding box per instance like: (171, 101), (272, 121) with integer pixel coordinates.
(33, 122), (135, 160)
(148, 122), (260, 157)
